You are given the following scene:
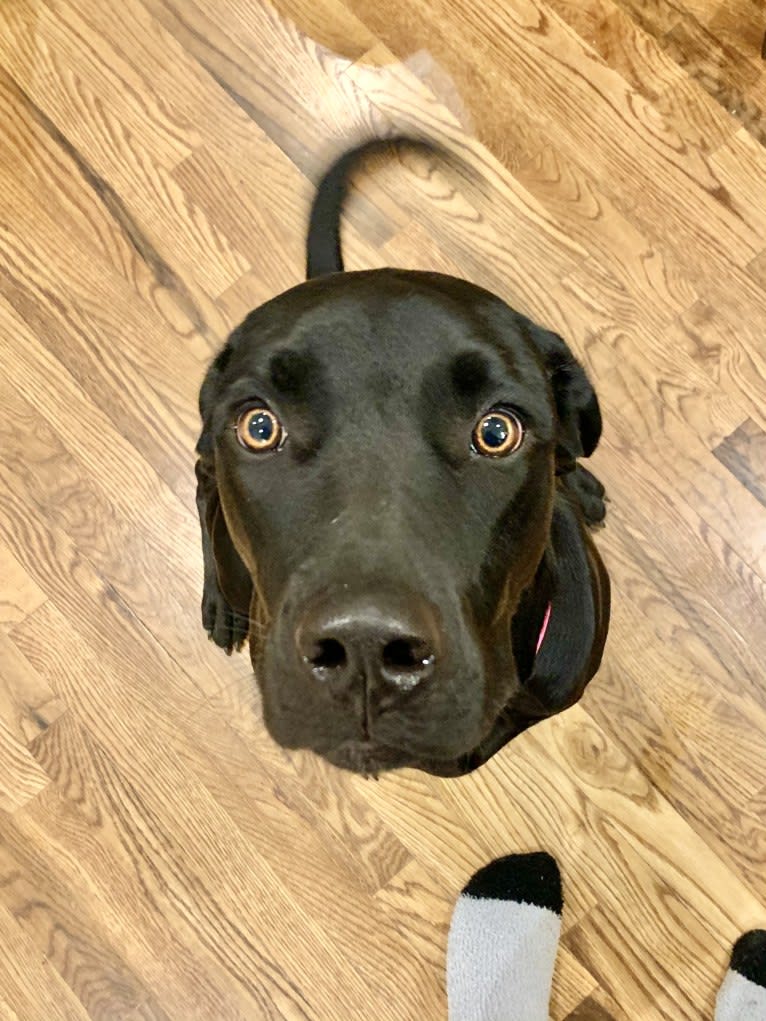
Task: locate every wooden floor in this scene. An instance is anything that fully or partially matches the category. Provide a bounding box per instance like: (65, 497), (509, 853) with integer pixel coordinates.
(1, 0), (766, 1018)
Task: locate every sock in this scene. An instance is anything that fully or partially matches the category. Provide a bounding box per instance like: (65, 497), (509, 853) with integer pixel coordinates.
(715, 930), (766, 1020)
(446, 851), (562, 1021)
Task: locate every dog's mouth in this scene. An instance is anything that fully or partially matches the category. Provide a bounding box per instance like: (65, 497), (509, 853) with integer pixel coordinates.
(321, 739), (416, 777)
(253, 579), (545, 775)
(321, 727), (504, 778)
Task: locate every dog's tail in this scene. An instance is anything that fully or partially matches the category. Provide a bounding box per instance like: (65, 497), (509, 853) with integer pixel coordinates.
(306, 137), (440, 279)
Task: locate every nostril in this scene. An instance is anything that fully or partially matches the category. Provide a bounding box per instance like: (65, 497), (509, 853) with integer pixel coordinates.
(308, 638), (347, 671)
(297, 596), (441, 694)
(382, 638), (435, 675)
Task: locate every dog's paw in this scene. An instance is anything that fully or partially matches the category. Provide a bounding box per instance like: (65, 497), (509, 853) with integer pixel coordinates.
(564, 465), (608, 528)
(202, 584), (249, 655)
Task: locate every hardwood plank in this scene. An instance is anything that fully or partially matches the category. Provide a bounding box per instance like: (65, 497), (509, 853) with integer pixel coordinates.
(0, 189), (204, 491)
(748, 246), (766, 288)
(551, 947), (601, 1020)
(0, 469), (210, 732)
(611, 0), (766, 133)
(592, 447), (766, 707)
(564, 991), (621, 1020)
(608, 0), (682, 38)
(545, 0), (736, 152)
(356, 704), (765, 1017)
(0, 47), (254, 303)
(140, 0), (380, 176)
(180, 680), (415, 899)
(0, 539), (46, 629)
(0, 300), (198, 551)
(5, 722), (268, 1021)
(714, 418), (766, 509)
(143, 0), (600, 323)
(580, 623), (766, 904)
(347, 0), (766, 264)
(710, 125), (766, 243)
(594, 359), (766, 583)
(0, 376), (230, 698)
(678, 296), (766, 434)
(0, 0), (197, 173)
(0, 632), (66, 746)
(347, 48), (701, 331)
(0, 66), (226, 351)
(661, 12), (766, 146)
(0, 899), (91, 1021)
(9, 610), (419, 1019)
(0, 811), (175, 1021)
(690, 0), (766, 58)
(0, 717), (50, 813)
(540, 709), (764, 1020)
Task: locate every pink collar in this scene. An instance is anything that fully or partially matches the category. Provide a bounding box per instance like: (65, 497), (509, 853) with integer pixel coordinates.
(535, 602), (552, 656)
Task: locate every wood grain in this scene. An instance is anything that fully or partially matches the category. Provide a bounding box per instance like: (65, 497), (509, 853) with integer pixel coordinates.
(0, 631), (66, 745)
(0, 541), (46, 628)
(715, 418), (766, 508)
(1, 0), (765, 1017)
(0, 717), (50, 813)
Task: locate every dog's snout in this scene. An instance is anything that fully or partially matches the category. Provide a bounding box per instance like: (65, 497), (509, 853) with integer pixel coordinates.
(295, 591), (440, 693)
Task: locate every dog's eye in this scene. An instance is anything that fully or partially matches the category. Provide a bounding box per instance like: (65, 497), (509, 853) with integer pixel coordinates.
(235, 407), (284, 452)
(472, 410), (524, 457)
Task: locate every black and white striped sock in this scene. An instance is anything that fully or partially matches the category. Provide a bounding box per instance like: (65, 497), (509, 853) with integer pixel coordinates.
(716, 930), (766, 1020)
(446, 852), (562, 1021)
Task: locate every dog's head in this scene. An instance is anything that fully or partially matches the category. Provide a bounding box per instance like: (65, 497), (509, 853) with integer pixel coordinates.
(197, 269), (601, 774)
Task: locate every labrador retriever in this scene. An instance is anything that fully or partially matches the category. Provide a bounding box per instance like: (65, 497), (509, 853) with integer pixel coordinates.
(195, 139), (610, 777)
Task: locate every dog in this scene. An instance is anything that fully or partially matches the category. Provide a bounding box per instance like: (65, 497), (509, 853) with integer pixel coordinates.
(195, 139), (610, 777)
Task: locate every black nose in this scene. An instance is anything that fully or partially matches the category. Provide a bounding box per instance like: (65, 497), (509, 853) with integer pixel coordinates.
(295, 591), (441, 693)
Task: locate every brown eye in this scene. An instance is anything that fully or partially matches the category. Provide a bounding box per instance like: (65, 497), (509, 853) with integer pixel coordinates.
(236, 407), (284, 452)
(472, 409), (524, 457)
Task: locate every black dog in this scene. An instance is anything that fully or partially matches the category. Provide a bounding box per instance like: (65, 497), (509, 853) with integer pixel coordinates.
(195, 139), (610, 777)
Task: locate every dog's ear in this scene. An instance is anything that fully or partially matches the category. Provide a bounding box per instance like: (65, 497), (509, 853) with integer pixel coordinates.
(518, 494), (609, 712)
(448, 506), (609, 777)
(525, 321), (602, 473)
(196, 335), (253, 649)
(195, 454), (253, 650)
(204, 481), (253, 618)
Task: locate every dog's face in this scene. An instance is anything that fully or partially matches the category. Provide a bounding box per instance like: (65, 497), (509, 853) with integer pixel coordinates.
(198, 270), (601, 774)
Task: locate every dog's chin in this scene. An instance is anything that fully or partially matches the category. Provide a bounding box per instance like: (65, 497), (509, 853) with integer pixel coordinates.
(319, 740), (418, 777)
(319, 734), (487, 777)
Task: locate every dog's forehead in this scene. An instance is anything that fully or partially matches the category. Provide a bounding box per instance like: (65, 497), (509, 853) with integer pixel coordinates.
(233, 270), (546, 397)
(292, 292), (485, 370)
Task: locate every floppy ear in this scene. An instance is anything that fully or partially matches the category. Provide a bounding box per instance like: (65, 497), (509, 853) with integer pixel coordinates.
(526, 322), (602, 473)
(195, 339), (253, 652)
(439, 493), (610, 777)
(195, 456), (253, 652)
(202, 469), (253, 617)
(519, 494), (609, 712)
